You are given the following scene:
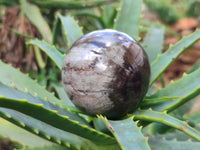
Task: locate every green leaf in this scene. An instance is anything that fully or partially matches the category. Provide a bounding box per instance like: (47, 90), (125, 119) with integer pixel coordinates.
(21, 0), (52, 42)
(114, 0), (142, 40)
(133, 109), (200, 142)
(103, 4), (117, 28)
(184, 111), (200, 124)
(57, 14), (83, 47)
(0, 96), (116, 145)
(0, 61), (66, 108)
(33, 46), (46, 69)
(19, 144), (67, 150)
(187, 59), (200, 74)
(172, 97), (198, 117)
(140, 96), (178, 107)
(0, 82), (87, 125)
(0, 0), (18, 6)
(98, 116), (150, 150)
(0, 108), (105, 150)
(148, 69), (200, 112)
(27, 39), (65, 70)
(149, 138), (200, 150)
(51, 84), (74, 107)
(142, 26), (165, 64)
(147, 130), (194, 141)
(150, 29), (200, 84)
(28, 0), (117, 9)
(52, 15), (61, 45)
(0, 117), (51, 147)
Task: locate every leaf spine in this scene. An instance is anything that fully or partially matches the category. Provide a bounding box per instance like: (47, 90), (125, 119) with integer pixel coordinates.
(24, 88), (28, 92)
(11, 82), (15, 87)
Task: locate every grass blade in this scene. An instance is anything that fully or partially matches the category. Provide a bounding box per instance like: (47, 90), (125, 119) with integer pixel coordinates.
(114, 0), (142, 40)
(150, 29), (200, 84)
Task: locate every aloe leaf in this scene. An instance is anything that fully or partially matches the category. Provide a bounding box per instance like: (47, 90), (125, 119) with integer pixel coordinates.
(52, 16), (61, 45)
(28, 0), (117, 9)
(51, 84), (74, 107)
(0, 61), (63, 106)
(142, 26), (165, 64)
(184, 111), (200, 124)
(133, 109), (200, 142)
(140, 96), (178, 107)
(0, 117), (51, 147)
(19, 145), (67, 150)
(98, 116), (150, 150)
(27, 39), (65, 70)
(187, 59), (200, 74)
(21, 0), (52, 42)
(103, 4), (117, 28)
(148, 69), (200, 112)
(147, 130), (193, 141)
(0, 108), (108, 150)
(0, 61), (90, 125)
(0, 96), (116, 145)
(114, 0), (142, 40)
(0, 82), (87, 125)
(150, 29), (200, 84)
(0, 60), (72, 111)
(172, 97), (198, 117)
(149, 138), (200, 150)
(57, 14), (83, 47)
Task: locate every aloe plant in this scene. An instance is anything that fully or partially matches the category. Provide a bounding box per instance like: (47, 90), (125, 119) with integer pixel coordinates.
(0, 0), (200, 149)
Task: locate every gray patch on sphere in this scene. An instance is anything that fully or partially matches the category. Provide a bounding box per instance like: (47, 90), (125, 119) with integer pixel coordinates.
(62, 41), (126, 115)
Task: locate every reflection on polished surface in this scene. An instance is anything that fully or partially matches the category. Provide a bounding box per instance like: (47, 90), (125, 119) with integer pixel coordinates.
(62, 29), (150, 119)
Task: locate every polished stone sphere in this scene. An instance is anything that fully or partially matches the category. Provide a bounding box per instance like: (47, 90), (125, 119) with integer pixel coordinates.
(62, 29), (150, 119)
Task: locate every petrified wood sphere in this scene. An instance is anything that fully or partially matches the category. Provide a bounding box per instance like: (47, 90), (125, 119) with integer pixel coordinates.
(62, 29), (150, 119)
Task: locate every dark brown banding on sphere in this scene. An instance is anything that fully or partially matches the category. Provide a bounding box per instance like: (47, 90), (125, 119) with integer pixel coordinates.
(62, 29), (150, 119)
